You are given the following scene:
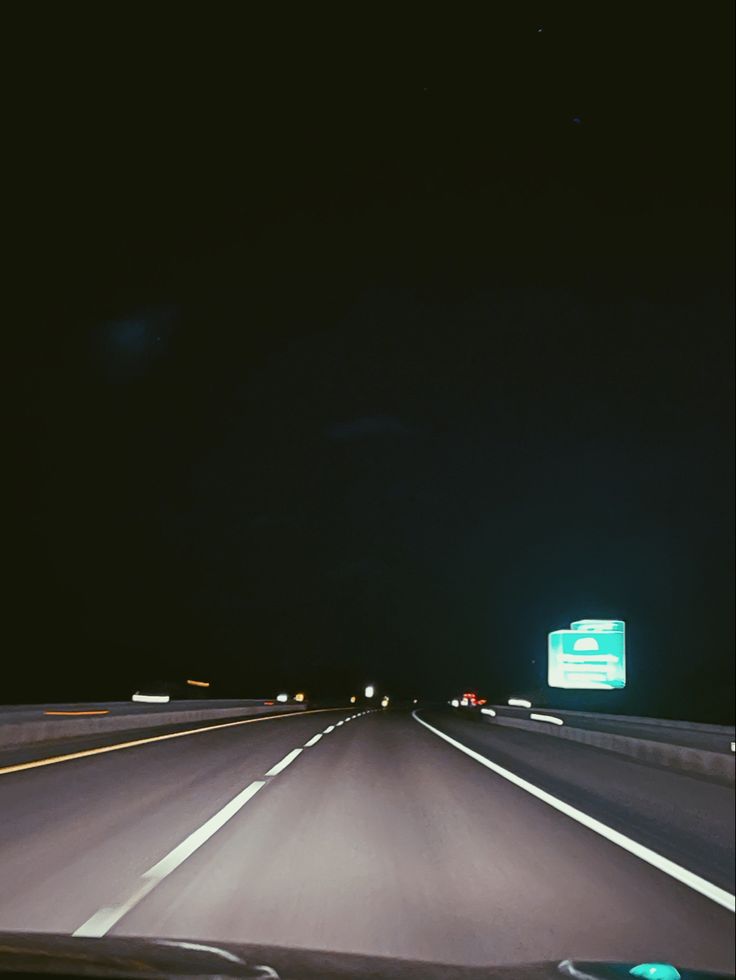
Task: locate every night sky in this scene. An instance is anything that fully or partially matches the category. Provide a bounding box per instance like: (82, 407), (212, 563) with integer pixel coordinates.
(10, 4), (734, 721)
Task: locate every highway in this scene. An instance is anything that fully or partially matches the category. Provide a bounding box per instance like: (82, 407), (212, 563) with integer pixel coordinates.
(0, 706), (733, 974)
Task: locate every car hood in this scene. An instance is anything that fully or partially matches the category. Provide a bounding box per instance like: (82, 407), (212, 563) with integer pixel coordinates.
(0, 932), (731, 980)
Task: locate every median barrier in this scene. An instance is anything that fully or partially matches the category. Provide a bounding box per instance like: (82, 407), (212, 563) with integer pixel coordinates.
(0, 702), (308, 751)
(478, 711), (735, 785)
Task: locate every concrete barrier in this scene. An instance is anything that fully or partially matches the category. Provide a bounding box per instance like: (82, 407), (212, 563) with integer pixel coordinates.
(0, 703), (307, 750)
(483, 714), (735, 785)
(519, 707), (736, 735)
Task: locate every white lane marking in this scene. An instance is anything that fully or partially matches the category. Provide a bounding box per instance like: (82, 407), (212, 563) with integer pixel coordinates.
(0, 707), (347, 778)
(481, 707), (496, 717)
(530, 712), (564, 726)
(74, 712), (365, 937)
(323, 725), (335, 734)
(412, 711), (736, 914)
(264, 748), (302, 776)
(74, 780), (266, 936)
(336, 721), (344, 726)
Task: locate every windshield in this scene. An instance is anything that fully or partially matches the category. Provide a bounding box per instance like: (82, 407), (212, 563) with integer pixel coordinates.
(5, 3), (734, 978)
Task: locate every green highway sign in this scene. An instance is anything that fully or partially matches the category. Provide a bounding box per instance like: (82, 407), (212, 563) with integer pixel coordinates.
(548, 619), (626, 689)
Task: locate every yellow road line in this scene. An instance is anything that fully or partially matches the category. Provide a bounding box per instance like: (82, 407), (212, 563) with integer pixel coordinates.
(44, 710), (110, 716)
(0, 708), (346, 777)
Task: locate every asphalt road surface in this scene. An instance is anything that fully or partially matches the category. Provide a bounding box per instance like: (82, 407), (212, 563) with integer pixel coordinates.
(0, 707), (733, 974)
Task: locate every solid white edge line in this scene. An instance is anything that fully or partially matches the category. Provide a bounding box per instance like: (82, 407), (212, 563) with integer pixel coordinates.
(74, 780), (267, 937)
(411, 710), (735, 914)
(264, 747), (302, 776)
(304, 733), (322, 747)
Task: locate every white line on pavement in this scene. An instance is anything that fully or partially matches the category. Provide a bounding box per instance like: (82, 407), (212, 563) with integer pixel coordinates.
(411, 710), (735, 914)
(73, 711), (362, 937)
(265, 748), (302, 776)
(74, 780), (266, 937)
(323, 725), (335, 734)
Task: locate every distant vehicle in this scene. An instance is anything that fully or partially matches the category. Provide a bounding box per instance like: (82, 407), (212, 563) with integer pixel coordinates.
(460, 692), (487, 707)
(131, 691), (170, 704)
(131, 679), (212, 703)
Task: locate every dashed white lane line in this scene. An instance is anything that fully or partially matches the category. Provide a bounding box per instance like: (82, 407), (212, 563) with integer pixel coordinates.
(323, 725), (335, 734)
(74, 779), (266, 937)
(264, 747), (302, 776)
(75, 708), (370, 937)
(336, 721), (344, 726)
(412, 710), (736, 914)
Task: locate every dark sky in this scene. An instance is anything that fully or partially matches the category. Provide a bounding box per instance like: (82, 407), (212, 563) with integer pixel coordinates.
(10, 3), (734, 720)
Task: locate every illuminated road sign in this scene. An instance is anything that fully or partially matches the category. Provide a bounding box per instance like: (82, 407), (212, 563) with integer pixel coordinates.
(570, 619), (625, 633)
(548, 619), (626, 689)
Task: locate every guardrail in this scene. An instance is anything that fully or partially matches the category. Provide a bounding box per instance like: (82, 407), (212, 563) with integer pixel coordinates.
(467, 704), (736, 785)
(517, 706), (736, 734)
(0, 701), (309, 751)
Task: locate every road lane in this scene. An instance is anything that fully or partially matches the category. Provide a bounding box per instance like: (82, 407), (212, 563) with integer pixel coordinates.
(0, 707), (344, 772)
(0, 708), (359, 935)
(0, 708), (733, 973)
(114, 711), (732, 972)
(425, 708), (735, 893)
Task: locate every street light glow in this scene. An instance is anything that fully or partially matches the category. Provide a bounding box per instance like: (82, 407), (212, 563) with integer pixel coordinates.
(365, 685), (375, 698)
